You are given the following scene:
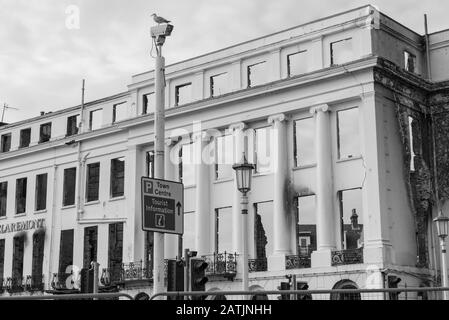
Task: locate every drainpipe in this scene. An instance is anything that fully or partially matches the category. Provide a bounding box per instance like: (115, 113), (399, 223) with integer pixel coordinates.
(76, 152), (89, 221)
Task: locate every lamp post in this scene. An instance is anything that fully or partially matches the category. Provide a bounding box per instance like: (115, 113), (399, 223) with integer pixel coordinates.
(434, 213), (449, 300)
(233, 152), (255, 299)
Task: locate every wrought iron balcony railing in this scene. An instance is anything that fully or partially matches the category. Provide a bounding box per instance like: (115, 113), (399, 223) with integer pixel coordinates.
(286, 255), (312, 270)
(51, 272), (77, 290)
(202, 252), (238, 280)
(5, 276), (24, 293)
(248, 258), (268, 273)
(331, 248), (364, 266)
(25, 274), (45, 292)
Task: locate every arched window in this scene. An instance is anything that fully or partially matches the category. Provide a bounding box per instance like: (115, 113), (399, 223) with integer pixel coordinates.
(330, 280), (361, 300)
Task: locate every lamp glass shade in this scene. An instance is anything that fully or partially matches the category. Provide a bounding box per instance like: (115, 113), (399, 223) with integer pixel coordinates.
(232, 154), (255, 194)
(434, 215), (449, 239)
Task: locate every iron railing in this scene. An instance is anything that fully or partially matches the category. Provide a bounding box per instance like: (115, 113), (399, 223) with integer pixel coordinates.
(100, 260), (170, 286)
(25, 274), (45, 292)
(331, 248), (363, 266)
(5, 276), (24, 293)
(285, 255), (311, 270)
(50, 272), (77, 290)
(202, 252), (238, 279)
(248, 258), (268, 273)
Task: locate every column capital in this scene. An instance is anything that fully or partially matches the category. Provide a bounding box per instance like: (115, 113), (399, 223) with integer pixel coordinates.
(228, 122), (246, 132)
(310, 104), (329, 115)
(267, 113), (287, 125)
(192, 131), (213, 142)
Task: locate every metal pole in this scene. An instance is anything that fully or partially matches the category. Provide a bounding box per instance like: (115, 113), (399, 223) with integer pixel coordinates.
(152, 42), (166, 299)
(424, 14), (432, 81)
(184, 248), (190, 299)
(241, 194), (249, 300)
(92, 262), (99, 300)
(440, 238), (449, 300)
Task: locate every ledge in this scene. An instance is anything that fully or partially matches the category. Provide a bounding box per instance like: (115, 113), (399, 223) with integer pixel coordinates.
(336, 156), (362, 164)
(109, 196), (126, 202)
(213, 178), (233, 184)
(34, 210), (47, 215)
(61, 205), (76, 211)
(84, 200), (101, 207)
(293, 163), (317, 171)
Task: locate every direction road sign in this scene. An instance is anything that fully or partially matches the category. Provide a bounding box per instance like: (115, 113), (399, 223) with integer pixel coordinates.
(141, 177), (184, 235)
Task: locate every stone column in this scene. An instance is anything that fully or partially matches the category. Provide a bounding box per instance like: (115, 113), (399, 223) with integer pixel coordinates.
(193, 131), (212, 256)
(164, 139), (179, 259)
(267, 114), (291, 271)
(310, 104), (336, 267)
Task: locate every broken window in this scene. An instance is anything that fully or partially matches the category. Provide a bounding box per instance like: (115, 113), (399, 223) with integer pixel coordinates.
(39, 122), (52, 143)
(247, 62), (266, 87)
(86, 163), (100, 202)
(31, 231), (45, 284)
(83, 226), (98, 269)
(179, 143), (195, 186)
(143, 93), (155, 115)
(337, 108), (361, 160)
(63, 168), (76, 207)
(254, 127), (272, 173)
(0, 239), (4, 282)
(66, 115), (79, 137)
(89, 109), (102, 131)
(254, 201), (274, 258)
(113, 102), (128, 123)
(146, 151), (155, 178)
(15, 178), (27, 214)
(0, 182), (7, 217)
(175, 83), (192, 106)
(296, 195), (317, 256)
(1, 133), (11, 152)
(408, 116), (416, 172)
(19, 128), (31, 148)
(215, 134), (233, 180)
(58, 229), (74, 274)
(338, 189), (364, 250)
(12, 235), (24, 282)
(404, 51), (416, 73)
(110, 158), (125, 198)
(287, 51), (308, 77)
(294, 118), (315, 167)
(108, 223), (123, 281)
(331, 38), (353, 65)
(210, 73), (228, 97)
(215, 207), (233, 253)
(35, 173), (47, 211)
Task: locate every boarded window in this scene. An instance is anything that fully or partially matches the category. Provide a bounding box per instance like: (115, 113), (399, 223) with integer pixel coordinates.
(337, 108), (360, 160)
(331, 38), (353, 65)
(63, 168), (76, 206)
(247, 62), (266, 87)
(338, 189), (364, 250)
(255, 127), (272, 173)
(89, 109), (102, 131)
(210, 73), (228, 97)
(12, 236), (24, 281)
(39, 123), (52, 143)
(296, 195), (317, 255)
(83, 226), (98, 269)
(108, 223), (123, 281)
(66, 115), (79, 137)
(175, 83), (192, 106)
(404, 51), (416, 73)
(294, 118), (316, 167)
(113, 102), (128, 123)
(179, 143), (195, 186)
(146, 151), (155, 178)
(215, 135), (233, 180)
(31, 231), (45, 279)
(254, 202), (274, 258)
(1, 133), (11, 152)
(19, 128), (31, 148)
(0, 182), (7, 217)
(15, 178), (27, 214)
(0, 239), (4, 281)
(86, 163), (100, 202)
(143, 93), (155, 115)
(58, 229), (74, 274)
(110, 158), (125, 198)
(287, 51), (308, 77)
(215, 207), (233, 253)
(35, 173), (48, 211)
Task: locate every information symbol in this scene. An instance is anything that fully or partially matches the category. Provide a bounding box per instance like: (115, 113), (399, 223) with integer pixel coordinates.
(155, 214), (165, 228)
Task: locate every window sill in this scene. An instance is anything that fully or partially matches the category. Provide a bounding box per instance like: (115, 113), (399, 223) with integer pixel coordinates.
(0, 216), (7, 220)
(15, 213), (27, 218)
(84, 200), (100, 207)
(61, 205), (76, 210)
(184, 184), (196, 190)
(337, 156), (362, 164)
(293, 164), (317, 171)
(34, 209), (47, 215)
(213, 178), (233, 184)
(253, 171), (272, 177)
(109, 196), (126, 202)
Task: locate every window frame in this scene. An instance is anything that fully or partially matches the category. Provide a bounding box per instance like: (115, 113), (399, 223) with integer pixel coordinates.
(1, 133), (11, 153)
(0, 181), (7, 217)
(39, 122), (52, 143)
(15, 178), (27, 215)
(66, 115), (79, 137)
(35, 173), (48, 212)
(110, 157), (125, 198)
(287, 50), (308, 77)
(254, 126), (272, 174)
(112, 102), (128, 123)
(247, 61), (266, 88)
(19, 128), (31, 148)
(63, 167), (77, 207)
(143, 92), (155, 115)
(89, 109), (102, 131)
(210, 72), (228, 98)
(336, 107), (361, 160)
(175, 83), (192, 107)
(404, 50), (417, 73)
(330, 38), (353, 66)
(86, 162), (100, 203)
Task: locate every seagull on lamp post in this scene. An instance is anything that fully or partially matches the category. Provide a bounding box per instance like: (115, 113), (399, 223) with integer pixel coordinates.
(151, 13), (171, 24)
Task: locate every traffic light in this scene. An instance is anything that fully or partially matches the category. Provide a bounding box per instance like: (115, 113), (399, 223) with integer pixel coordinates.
(190, 258), (208, 300)
(277, 281), (291, 300)
(387, 275), (402, 300)
(167, 259), (184, 300)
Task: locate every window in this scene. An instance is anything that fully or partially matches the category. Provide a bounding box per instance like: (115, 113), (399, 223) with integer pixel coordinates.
(58, 229), (74, 274)
(215, 135), (233, 180)
(296, 195), (317, 256)
(15, 178), (27, 214)
(12, 235), (24, 282)
(83, 226), (98, 269)
(110, 158), (125, 198)
(210, 73), (228, 97)
(19, 128), (31, 148)
(63, 168), (76, 206)
(331, 38), (353, 65)
(254, 202), (274, 259)
(294, 118), (316, 167)
(143, 93), (155, 115)
(35, 173), (47, 211)
(86, 163), (100, 202)
(89, 109), (102, 131)
(175, 83), (192, 106)
(215, 207), (233, 253)
(254, 127), (272, 173)
(39, 123), (52, 143)
(113, 102), (128, 123)
(108, 223), (123, 282)
(146, 151), (155, 177)
(337, 108), (360, 160)
(408, 116), (417, 172)
(66, 115), (79, 137)
(338, 189), (364, 250)
(0, 182), (7, 217)
(404, 51), (416, 73)
(247, 62), (266, 87)
(179, 143), (195, 186)
(1, 134), (11, 152)
(31, 231), (45, 285)
(287, 51), (308, 77)
(0, 239), (5, 282)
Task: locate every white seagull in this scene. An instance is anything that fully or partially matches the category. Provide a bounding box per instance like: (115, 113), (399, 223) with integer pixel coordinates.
(151, 13), (171, 24)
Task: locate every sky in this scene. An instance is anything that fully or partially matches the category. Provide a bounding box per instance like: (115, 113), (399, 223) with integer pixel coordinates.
(1, 0), (448, 123)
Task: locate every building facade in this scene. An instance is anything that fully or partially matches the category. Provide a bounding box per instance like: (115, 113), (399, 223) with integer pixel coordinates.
(1, 5), (449, 298)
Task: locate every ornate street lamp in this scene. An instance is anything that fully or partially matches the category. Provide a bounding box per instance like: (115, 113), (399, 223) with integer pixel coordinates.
(233, 152), (255, 297)
(434, 213), (449, 300)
